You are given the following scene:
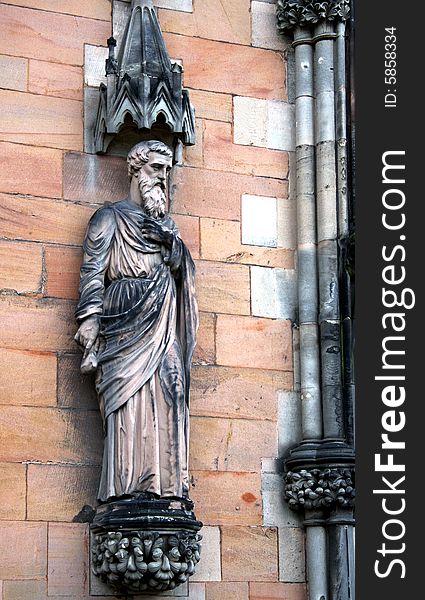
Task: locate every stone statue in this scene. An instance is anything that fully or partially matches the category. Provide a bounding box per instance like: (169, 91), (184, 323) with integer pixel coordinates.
(74, 140), (198, 503)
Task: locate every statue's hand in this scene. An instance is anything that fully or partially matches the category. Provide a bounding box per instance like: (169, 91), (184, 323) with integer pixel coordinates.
(74, 315), (100, 350)
(142, 221), (173, 249)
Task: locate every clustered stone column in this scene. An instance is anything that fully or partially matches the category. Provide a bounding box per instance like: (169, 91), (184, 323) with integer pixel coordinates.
(275, 2), (355, 599)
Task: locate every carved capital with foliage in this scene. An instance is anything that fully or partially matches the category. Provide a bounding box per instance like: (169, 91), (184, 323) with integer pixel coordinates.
(284, 467), (355, 511)
(276, 0), (351, 34)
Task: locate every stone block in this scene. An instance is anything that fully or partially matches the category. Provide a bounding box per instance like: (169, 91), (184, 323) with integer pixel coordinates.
(191, 526), (221, 582)
(173, 214), (200, 258)
(83, 86), (100, 154)
(0, 193), (95, 246)
(0, 240), (42, 293)
(183, 120), (204, 169)
(195, 260), (250, 315)
(206, 582), (249, 600)
(84, 45), (108, 87)
(216, 315), (292, 372)
(159, 0), (250, 46)
(241, 195), (277, 247)
(277, 196), (296, 250)
(233, 97), (295, 152)
(189, 417), (277, 472)
(252, 1), (291, 51)
(27, 464), (99, 522)
(29, 60), (83, 101)
(249, 582), (307, 600)
(193, 312), (216, 365)
(1, 0), (112, 20)
(0, 521), (47, 579)
(2, 580), (46, 600)
(0, 463), (26, 520)
(0, 295), (76, 352)
(63, 152), (129, 204)
(250, 267), (297, 320)
(155, 0), (192, 11)
(0, 89), (83, 151)
(0, 406), (103, 464)
(170, 167), (287, 222)
(45, 246), (83, 300)
(221, 527), (278, 582)
(278, 528), (305, 583)
(277, 391), (302, 457)
(48, 523), (88, 597)
(0, 349), (57, 407)
(1, 3), (110, 65)
(163, 33), (286, 100)
(0, 54), (27, 92)
(200, 218), (294, 269)
(261, 473), (302, 528)
(186, 89), (232, 123)
(190, 471), (261, 526)
(0, 142), (62, 197)
(190, 365), (291, 421)
(57, 353), (98, 410)
(203, 121), (289, 180)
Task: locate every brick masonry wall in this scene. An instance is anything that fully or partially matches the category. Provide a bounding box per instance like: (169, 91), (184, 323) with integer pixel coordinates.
(0, 1), (305, 599)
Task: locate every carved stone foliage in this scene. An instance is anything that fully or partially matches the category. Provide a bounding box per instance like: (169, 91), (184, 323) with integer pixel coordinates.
(284, 467), (355, 510)
(276, 0), (351, 34)
(92, 529), (202, 594)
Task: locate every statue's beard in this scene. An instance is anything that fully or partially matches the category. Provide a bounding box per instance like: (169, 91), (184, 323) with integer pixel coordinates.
(139, 172), (166, 219)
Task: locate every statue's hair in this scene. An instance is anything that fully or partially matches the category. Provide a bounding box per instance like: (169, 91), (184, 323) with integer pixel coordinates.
(127, 140), (173, 178)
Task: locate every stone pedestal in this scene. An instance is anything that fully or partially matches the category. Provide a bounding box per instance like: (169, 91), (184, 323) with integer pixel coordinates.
(91, 497), (203, 595)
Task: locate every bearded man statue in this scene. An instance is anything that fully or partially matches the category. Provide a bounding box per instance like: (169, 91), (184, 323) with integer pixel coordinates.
(74, 140), (198, 503)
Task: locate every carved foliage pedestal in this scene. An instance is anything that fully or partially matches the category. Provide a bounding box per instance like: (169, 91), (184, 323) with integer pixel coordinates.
(91, 497), (203, 595)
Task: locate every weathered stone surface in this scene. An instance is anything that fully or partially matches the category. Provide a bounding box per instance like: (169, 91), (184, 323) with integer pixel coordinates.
(191, 526), (221, 582)
(0, 193), (94, 246)
(0, 240), (42, 293)
(45, 245), (83, 300)
(155, 0), (192, 11)
(205, 582), (249, 600)
(29, 60), (83, 101)
(277, 196), (297, 249)
(0, 348), (57, 407)
(195, 260), (250, 315)
(221, 527), (278, 582)
(0, 296), (76, 352)
(0, 521), (47, 579)
(0, 463), (26, 520)
(250, 267), (297, 320)
(159, 0), (251, 46)
(189, 417), (277, 472)
(173, 214), (200, 258)
(57, 353), (98, 410)
(249, 582), (307, 600)
(1, 0), (112, 20)
(261, 473), (302, 528)
(1, 3), (110, 65)
(193, 312), (216, 365)
(0, 54), (27, 92)
(216, 315), (292, 371)
(164, 33), (286, 100)
(63, 153), (129, 204)
(2, 580), (47, 600)
(252, 1), (291, 51)
(27, 464), (99, 521)
(190, 365), (291, 421)
(233, 97), (295, 152)
(185, 89), (232, 123)
(84, 45), (108, 88)
(190, 471), (262, 526)
(170, 167), (288, 222)
(0, 406), (103, 464)
(277, 391), (302, 457)
(183, 120), (204, 169)
(0, 143), (62, 197)
(0, 89), (83, 151)
(48, 523), (88, 597)
(200, 218), (294, 269)
(204, 121), (289, 180)
(241, 195), (278, 247)
(279, 528), (305, 583)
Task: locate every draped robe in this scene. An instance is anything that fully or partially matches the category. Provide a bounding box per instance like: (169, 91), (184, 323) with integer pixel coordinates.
(75, 199), (198, 502)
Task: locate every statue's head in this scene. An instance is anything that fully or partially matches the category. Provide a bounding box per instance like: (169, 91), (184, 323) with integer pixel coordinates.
(127, 140), (173, 219)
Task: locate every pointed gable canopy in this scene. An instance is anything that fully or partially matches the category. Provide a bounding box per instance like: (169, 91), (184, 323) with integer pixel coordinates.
(94, 0), (195, 156)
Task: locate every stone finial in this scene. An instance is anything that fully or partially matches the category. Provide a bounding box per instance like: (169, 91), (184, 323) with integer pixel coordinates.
(276, 0), (351, 34)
